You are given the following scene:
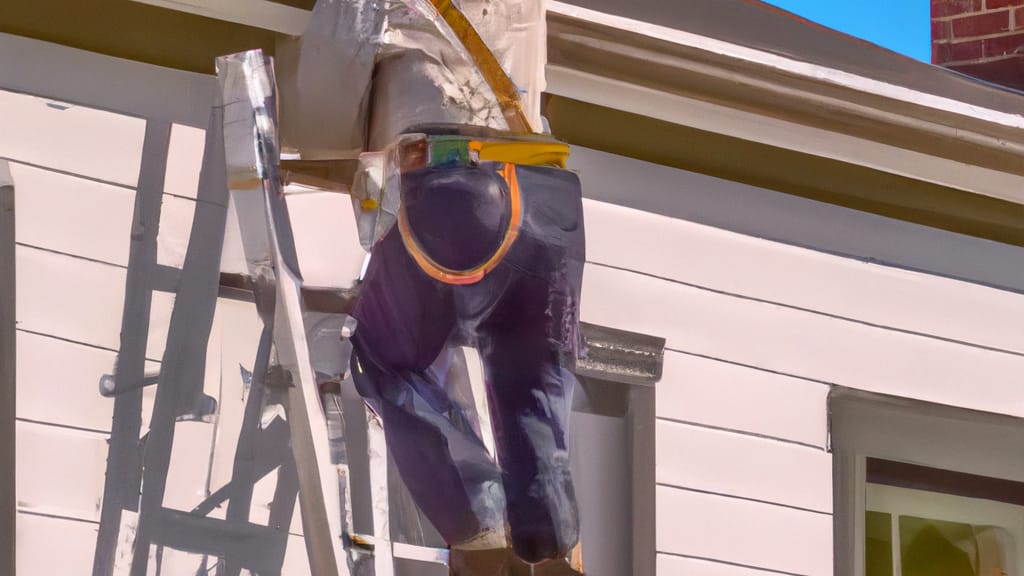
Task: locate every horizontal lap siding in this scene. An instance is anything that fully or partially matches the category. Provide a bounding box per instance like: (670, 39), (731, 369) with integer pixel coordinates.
(582, 263), (1024, 418)
(0, 89), (145, 187)
(584, 199), (1024, 355)
(579, 200), (1024, 575)
(17, 513), (99, 576)
(5, 88), (168, 573)
(12, 163), (136, 266)
(16, 420), (109, 522)
(657, 486), (833, 575)
(657, 552), (800, 575)
(657, 350), (828, 448)
(656, 420), (832, 513)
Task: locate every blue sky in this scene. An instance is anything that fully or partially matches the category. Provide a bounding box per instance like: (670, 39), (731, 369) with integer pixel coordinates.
(762, 0), (930, 61)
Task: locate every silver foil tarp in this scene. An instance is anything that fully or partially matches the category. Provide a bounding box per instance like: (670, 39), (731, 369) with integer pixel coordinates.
(277, 0), (386, 159)
(285, 0), (547, 252)
(367, 0), (509, 149)
(375, 0), (547, 138)
(217, 50), (357, 576)
(275, 0), (546, 159)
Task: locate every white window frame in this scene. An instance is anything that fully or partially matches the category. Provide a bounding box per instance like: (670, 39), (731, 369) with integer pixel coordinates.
(831, 388), (1024, 576)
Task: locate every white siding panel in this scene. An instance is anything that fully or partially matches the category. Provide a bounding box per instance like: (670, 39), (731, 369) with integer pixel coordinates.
(582, 264), (1024, 418)
(12, 163), (135, 266)
(16, 245), (126, 350)
(286, 189), (365, 289)
(0, 89), (145, 186)
(16, 421), (108, 522)
(583, 199), (1024, 354)
(283, 534), (312, 575)
(220, 186), (366, 281)
(207, 299), (264, 496)
(657, 351), (828, 448)
(656, 420), (832, 513)
(164, 421), (216, 512)
(157, 193), (196, 268)
(164, 123), (205, 199)
(146, 290), (176, 362)
(150, 547), (209, 574)
(220, 193), (251, 274)
(656, 486), (832, 576)
(16, 331), (115, 432)
(16, 513), (98, 576)
(657, 553), (787, 576)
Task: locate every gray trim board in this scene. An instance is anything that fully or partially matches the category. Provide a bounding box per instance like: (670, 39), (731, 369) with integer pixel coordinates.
(628, 384), (656, 576)
(1, 160), (16, 576)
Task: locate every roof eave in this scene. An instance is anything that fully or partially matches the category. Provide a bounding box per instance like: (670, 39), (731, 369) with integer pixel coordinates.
(122, 0), (1024, 206)
(545, 1), (1024, 206)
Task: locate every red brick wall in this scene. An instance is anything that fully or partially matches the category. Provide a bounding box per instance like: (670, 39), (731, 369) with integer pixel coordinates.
(932, 0), (1024, 63)
(932, 0), (1024, 88)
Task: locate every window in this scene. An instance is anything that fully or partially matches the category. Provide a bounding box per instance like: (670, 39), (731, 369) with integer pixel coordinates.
(865, 459), (1024, 576)
(832, 389), (1024, 576)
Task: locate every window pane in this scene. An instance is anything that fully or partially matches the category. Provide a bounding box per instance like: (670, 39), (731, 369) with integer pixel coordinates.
(866, 511), (894, 576)
(900, 516), (1013, 576)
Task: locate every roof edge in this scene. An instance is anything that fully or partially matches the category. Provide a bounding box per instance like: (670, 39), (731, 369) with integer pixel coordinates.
(545, 2), (1024, 205)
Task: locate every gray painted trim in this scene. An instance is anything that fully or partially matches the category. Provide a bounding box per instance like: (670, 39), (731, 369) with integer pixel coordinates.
(0, 33), (215, 127)
(570, 146), (1024, 294)
(1, 160), (16, 576)
(628, 384), (656, 576)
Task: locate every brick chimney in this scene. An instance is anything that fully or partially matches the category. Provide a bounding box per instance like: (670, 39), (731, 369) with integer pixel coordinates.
(932, 0), (1024, 90)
